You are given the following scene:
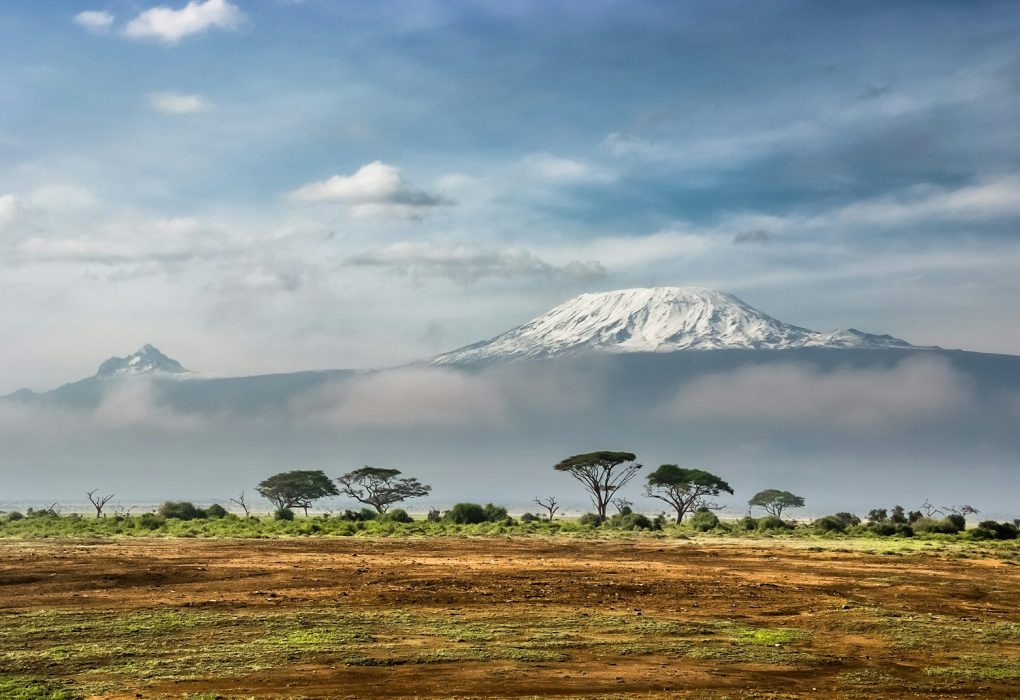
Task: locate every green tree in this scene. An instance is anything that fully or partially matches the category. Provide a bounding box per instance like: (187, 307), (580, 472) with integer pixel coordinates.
(643, 465), (733, 524)
(554, 451), (641, 519)
(748, 489), (805, 519)
(256, 470), (338, 516)
(336, 466), (431, 513)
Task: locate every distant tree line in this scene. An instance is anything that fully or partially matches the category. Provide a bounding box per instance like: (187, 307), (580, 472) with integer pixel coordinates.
(3, 449), (1016, 540)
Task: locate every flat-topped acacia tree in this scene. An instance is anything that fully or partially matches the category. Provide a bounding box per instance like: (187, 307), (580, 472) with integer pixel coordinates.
(256, 469), (339, 516)
(554, 451), (641, 520)
(336, 467), (432, 514)
(748, 489), (805, 519)
(644, 465), (733, 524)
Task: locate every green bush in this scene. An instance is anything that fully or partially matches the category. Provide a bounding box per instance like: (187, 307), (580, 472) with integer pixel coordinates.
(912, 517), (962, 535)
(736, 515), (757, 531)
(445, 503), (488, 524)
(203, 503), (228, 519)
(870, 522), (897, 536)
(756, 515), (792, 532)
(379, 508), (412, 523)
(689, 509), (720, 532)
(273, 507), (295, 521)
(483, 503), (509, 522)
(157, 501), (206, 521)
(832, 512), (861, 528)
(972, 520), (1019, 540)
(813, 515), (847, 533)
(338, 508), (378, 521)
(137, 513), (164, 530)
(607, 512), (655, 530)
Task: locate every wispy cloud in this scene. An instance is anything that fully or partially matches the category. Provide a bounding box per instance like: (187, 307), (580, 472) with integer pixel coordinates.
(123, 0), (246, 45)
(73, 10), (115, 33)
(820, 175), (1020, 228)
(521, 153), (614, 184)
(732, 229), (773, 245)
(290, 161), (451, 220)
(347, 242), (607, 284)
(147, 92), (211, 114)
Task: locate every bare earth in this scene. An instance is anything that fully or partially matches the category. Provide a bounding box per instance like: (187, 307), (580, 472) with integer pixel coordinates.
(1, 537), (1019, 699)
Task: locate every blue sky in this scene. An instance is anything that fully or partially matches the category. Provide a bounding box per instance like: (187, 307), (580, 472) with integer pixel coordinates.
(2, 0), (1019, 391)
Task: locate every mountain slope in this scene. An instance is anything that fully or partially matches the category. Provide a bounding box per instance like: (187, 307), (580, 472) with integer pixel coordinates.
(431, 287), (917, 365)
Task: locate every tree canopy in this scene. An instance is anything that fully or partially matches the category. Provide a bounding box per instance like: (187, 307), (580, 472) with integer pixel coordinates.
(748, 489), (805, 518)
(554, 451), (641, 519)
(256, 470), (338, 515)
(336, 466), (432, 513)
(644, 465), (733, 523)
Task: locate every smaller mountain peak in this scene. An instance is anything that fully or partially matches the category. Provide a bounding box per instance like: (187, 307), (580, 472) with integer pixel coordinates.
(95, 344), (189, 378)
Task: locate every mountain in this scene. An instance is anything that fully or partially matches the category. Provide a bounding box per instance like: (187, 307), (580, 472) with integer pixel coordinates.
(430, 287), (918, 365)
(95, 344), (190, 379)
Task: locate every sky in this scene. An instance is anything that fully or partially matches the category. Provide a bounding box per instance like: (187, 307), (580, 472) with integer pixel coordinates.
(2, 0), (1020, 395)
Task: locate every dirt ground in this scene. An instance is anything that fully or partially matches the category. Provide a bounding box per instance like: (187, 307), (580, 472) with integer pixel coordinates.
(1, 536), (1018, 699)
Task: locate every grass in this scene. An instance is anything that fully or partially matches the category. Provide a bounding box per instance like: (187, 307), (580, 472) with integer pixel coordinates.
(925, 656), (1020, 681)
(2, 511), (1019, 562)
(0, 676), (82, 700)
(0, 605), (825, 696)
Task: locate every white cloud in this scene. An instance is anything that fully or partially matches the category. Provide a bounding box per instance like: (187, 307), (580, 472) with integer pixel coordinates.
(73, 10), (115, 32)
(148, 92), (210, 114)
(0, 195), (29, 237)
(521, 153), (613, 184)
(0, 195), (24, 227)
(347, 242), (607, 284)
(123, 0), (246, 45)
(290, 161), (451, 220)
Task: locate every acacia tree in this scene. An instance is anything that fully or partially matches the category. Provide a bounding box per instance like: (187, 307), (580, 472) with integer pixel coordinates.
(643, 465), (733, 524)
(85, 490), (115, 519)
(748, 489), (805, 519)
(336, 467), (431, 513)
(553, 451), (641, 520)
(256, 470), (338, 516)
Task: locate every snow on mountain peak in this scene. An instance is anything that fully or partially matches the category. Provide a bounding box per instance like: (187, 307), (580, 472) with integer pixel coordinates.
(431, 286), (916, 364)
(95, 344), (190, 378)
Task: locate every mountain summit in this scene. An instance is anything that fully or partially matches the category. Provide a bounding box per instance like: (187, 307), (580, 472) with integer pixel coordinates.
(95, 344), (190, 379)
(431, 287), (916, 365)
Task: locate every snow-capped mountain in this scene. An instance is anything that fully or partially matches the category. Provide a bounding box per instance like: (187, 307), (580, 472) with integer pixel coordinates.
(431, 287), (917, 365)
(95, 344), (190, 378)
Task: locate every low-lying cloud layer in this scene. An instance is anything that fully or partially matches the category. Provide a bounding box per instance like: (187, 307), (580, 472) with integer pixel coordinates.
(2, 353), (1018, 515)
(666, 357), (974, 430)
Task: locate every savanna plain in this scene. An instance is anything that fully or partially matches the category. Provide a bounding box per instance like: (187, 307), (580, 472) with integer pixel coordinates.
(2, 525), (1020, 700)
